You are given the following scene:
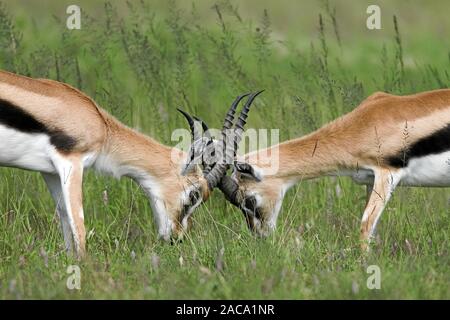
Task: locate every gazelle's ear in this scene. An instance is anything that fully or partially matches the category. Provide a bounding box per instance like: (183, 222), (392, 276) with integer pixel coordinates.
(234, 161), (262, 182)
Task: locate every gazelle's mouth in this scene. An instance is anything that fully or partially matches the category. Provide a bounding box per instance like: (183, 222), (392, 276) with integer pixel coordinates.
(242, 205), (276, 238)
(252, 221), (274, 238)
(244, 214), (270, 237)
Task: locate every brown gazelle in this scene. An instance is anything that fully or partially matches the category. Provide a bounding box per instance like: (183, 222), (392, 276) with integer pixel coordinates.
(216, 90), (450, 250)
(0, 69), (259, 258)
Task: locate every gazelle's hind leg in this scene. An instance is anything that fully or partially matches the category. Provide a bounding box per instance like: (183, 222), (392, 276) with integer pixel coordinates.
(360, 167), (403, 251)
(51, 153), (86, 259)
(42, 173), (74, 253)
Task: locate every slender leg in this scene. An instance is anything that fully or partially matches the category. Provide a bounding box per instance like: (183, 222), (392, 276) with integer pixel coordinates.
(365, 183), (374, 206)
(360, 167), (402, 251)
(52, 154), (86, 259)
(42, 173), (74, 253)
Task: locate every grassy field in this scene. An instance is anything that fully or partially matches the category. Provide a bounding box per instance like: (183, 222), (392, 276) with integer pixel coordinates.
(0, 0), (449, 299)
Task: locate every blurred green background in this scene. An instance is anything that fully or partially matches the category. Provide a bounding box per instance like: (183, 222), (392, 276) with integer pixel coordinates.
(0, 0), (448, 299)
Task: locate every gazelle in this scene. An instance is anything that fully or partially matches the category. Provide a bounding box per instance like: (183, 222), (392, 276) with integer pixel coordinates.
(0, 69), (257, 258)
(215, 89), (450, 250)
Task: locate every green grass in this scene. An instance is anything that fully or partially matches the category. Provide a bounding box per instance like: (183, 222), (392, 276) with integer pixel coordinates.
(0, 0), (449, 299)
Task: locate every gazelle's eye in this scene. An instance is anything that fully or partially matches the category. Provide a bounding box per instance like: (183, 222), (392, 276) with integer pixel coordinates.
(234, 161), (261, 182)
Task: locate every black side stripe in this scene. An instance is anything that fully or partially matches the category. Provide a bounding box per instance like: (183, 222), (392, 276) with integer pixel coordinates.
(386, 123), (450, 168)
(0, 98), (77, 152)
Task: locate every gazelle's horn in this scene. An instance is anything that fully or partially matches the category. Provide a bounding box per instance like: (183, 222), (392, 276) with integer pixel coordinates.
(205, 91), (262, 190)
(232, 90), (264, 154)
(202, 93), (250, 176)
(193, 115), (211, 139)
(177, 108), (200, 141)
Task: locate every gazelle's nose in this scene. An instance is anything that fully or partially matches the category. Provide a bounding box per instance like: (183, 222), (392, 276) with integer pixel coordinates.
(169, 225), (186, 245)
(170, 237), (183, 245)
(169, 231), (184, 245)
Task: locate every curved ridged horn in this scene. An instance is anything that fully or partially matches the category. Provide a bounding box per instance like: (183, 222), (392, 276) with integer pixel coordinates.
(233, 90), (264, 153)
(218, 175), (241, 207)
(177, 108), (200, 141)
(193, 116), (211, 139)
(205, 91), (262, 190)
(193, 115), (215, 171)
(202, 93), (250, 176)
(222, 93), (251, 131)
(217, 91), (264, 202)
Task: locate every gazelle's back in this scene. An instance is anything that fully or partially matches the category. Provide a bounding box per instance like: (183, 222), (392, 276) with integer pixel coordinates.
(0, 70), (108, 172)
(327, 90), (450, 166)
(0, 70), (107, 155)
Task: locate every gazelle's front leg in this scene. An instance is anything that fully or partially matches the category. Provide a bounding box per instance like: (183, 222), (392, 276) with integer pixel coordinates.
(365, 183), (374, 206)
(52, 153), (86, 259)
(42, 173), (74, 253)
(360, 167), (402, 251)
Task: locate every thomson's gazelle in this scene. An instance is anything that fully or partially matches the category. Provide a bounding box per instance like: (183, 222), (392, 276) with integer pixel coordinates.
(217, 90), (450, 250)
(0, 70), (258, 258)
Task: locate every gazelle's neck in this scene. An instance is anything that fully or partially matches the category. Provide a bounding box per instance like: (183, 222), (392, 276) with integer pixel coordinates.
(246, 124), (356, 184)
(94, 113), (178, 182)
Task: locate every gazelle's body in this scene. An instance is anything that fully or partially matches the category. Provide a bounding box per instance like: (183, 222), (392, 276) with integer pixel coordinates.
(229, 90), (450, 249)
(0, 70), (209, 258)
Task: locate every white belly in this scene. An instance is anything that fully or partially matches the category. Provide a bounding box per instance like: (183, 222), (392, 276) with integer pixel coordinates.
(341, 152), (450, 187)
(400, 151), (450, 187)
(0, 124), (56, 173)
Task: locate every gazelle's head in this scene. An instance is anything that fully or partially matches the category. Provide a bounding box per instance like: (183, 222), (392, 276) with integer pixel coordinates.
(168, 91), (262, 240)
(220, 161), (287, 237)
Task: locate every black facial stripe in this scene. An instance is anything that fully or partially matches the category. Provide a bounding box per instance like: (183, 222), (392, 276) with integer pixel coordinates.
(386, 123), (450, 168)
(244, 196), (257, 211)
(0, 98), (77, 152)
(180, 189), (201, 221)
(242, 196), (262, 220)
(189, 189), (201, 204)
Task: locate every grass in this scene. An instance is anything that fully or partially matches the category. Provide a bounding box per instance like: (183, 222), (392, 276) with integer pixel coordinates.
(0, 0), (449, 299)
